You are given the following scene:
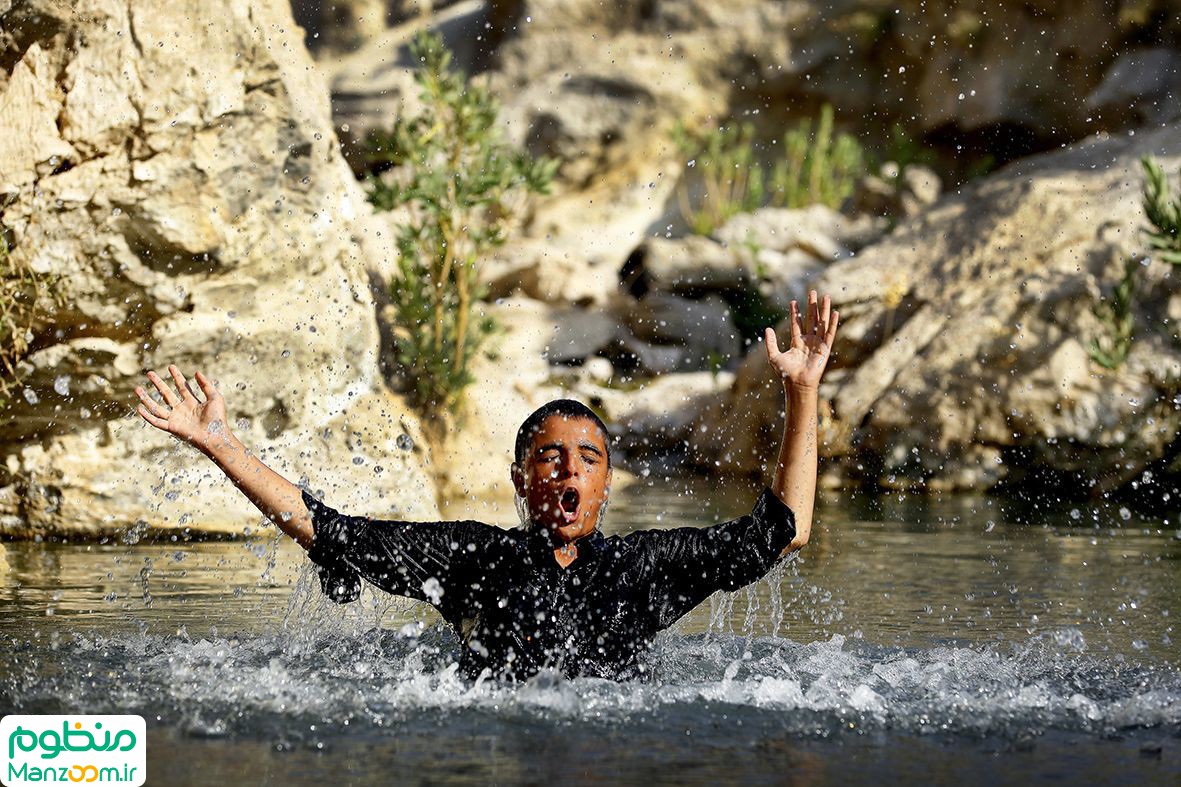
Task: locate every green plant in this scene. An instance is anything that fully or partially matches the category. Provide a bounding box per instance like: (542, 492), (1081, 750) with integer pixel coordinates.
(1141, 155), (1181, 264)
(1088, 256), (1138, 370)
(673, 105), (867, 236)
(0, 199), (58, 408)
(672, 121), (765, 236)
(770, 104), (865, 210)
(364, 30), (557, 414)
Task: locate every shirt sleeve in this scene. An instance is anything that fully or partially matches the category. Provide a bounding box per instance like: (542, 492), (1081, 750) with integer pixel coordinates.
(300, 488), (492, 618)
(631, 487), (797, 631)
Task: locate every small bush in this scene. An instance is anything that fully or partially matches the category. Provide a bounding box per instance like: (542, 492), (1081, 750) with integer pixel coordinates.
(1088, 256), (1138, 370)
(1141, 155), (1181, 264)
(770, 104), (865, 210)
(0, 198), (58, 407)
(1085, 157), (1181, 370)
(672, 121), (764, 236)
(673, 105), (867, 236)
(365, 31), (556, 414)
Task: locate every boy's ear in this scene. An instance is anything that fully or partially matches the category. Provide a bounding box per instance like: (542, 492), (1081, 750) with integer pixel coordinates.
(510, 462), (525, 496)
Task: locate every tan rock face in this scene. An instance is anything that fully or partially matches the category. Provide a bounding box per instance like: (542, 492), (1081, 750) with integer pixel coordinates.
(694, 122), (1181, 493)
(0, 0), (438, 536)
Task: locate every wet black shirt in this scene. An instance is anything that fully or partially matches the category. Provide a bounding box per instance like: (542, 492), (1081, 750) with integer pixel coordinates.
(301, 487), (796, 681)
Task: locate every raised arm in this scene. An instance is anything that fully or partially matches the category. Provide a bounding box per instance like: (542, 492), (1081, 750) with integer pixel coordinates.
(134, 365), (314, 548)
(763, 290), (839, 554)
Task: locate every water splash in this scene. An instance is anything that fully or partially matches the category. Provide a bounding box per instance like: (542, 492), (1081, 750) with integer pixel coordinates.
(3, 585), (1177, 743)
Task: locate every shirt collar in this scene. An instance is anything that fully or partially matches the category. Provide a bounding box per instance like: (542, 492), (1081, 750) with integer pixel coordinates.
(524, 525), (607, 568)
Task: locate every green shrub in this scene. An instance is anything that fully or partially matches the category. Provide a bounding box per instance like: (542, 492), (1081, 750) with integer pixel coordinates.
(1141, 155), (1181, 264)
(770, 104), (865, 210)
(365, 31), (556, 414)
(1085, 157), (1181, 370)
(673, 105), (867, 236)
(672, 121), (764, 236)
(1088, 256), (1138, 370)
(0, 199), (58, 408)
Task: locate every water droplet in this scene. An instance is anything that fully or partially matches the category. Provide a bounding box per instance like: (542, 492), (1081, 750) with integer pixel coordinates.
(396, 433), (414, 451)
(53, 375), (71, 396)
(22, 388), (38, 405)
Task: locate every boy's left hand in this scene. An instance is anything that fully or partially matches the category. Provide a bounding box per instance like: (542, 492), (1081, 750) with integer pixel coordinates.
(764, 290), (839, 390)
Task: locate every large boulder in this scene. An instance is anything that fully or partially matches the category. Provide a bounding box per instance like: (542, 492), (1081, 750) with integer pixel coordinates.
(0, 0), (438, 536)
(747, 0), (1181, 143)
(693, 121), (1181, 494)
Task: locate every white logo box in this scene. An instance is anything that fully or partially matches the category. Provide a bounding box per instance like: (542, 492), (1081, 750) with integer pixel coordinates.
(1, 715), (145, 787)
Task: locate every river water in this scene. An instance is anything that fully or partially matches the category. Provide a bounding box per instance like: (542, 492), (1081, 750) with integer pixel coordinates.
(1, 480), (1178, 784)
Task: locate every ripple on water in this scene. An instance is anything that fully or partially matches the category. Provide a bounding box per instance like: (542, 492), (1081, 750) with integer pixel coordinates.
(2, 619), (1178, 743)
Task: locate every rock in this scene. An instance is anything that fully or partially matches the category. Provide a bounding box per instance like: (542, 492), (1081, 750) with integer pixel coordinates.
(0, 0), (439, 535)
(482, 239), (620, 306)
(629, 235), (750, 294)
(582, 356), (614, 384)
(600, 333), (687, 377)
(849, 165), (943, 221)
(694, 121), (1181, 493)
(295, 0), (390, 54)
(0, 41), (75, 188)
(492, 1), (1176, 179)
(1087, 48), (1181, 131)
(546, 304), (622, 364)
(848, 174), (899, 220)
(326, 0), (500, 167)
(484, 6), (717, 288)
(752, 248), (827, 307)
(622, 292), (741, 369)
(604, 371), (734, 454)
(901, 165), (942, 208)
(715, 205), (882, 260)
(789, 0), (1179, 141)
(832, 304), (948, 430)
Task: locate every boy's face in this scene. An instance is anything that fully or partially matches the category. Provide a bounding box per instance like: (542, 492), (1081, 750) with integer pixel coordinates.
(512, 414), (612, 544)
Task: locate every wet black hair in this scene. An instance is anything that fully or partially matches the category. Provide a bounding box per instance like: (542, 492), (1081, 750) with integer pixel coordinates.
(513, 399), (611, 469)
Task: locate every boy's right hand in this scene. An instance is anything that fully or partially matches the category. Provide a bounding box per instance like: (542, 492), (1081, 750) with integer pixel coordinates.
(134, 365), (232, 456)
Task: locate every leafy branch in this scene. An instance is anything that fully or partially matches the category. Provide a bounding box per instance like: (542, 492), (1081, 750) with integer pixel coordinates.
(1141, 155), (1181, 264)
(365, 31), (557, 415)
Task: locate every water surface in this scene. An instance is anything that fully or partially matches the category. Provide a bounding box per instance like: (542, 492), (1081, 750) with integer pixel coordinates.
(1, 481), (1178, 784)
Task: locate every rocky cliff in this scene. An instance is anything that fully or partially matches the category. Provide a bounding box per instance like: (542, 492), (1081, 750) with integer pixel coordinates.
(0, 0), (438, 536)
(692, 121), (1181, 495)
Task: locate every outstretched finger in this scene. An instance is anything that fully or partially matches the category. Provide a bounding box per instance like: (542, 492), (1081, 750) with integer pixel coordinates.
(136, 404), (168, 430)
(168, 364), (198, 401)
(194, 370), (222, 402)
(764, 326), (781, 361)
(789, 300), (802, 346)
(825, 309), (840, 348)
(820, 293), (831, 328)
(809, 290), (821, 334)
(134, 385), (169, 419)
(146, 370), (180, 407)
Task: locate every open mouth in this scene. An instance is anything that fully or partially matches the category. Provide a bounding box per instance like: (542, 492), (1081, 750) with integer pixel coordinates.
(559, 487), (580, 523)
